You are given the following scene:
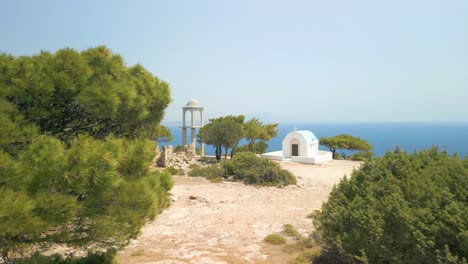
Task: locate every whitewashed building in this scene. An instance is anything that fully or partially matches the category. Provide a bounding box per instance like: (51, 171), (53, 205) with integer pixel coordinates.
(261, 130), (333, 164)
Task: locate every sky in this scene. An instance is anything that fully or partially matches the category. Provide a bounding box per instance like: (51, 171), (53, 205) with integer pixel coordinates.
(2, 0), (467, 123)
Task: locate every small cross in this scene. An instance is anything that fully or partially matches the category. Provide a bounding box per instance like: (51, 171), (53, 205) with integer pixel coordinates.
(293, 125), (298, 132)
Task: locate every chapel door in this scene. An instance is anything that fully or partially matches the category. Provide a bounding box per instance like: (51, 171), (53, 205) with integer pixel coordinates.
(292, 144), (299, 156)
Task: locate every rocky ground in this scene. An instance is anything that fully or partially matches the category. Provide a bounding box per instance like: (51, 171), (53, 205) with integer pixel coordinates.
(118, 160), (361, 264)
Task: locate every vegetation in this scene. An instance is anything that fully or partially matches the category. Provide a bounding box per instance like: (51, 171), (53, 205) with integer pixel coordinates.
(189, 152), (296, 187)
(198, 115), (244, 161)
(283, 224), (301, 239)
(243, 118), (278, 151)
(198, 115), (278, 160)
(0, 47), (173, 263)
(320, 134), (372, 160)
(312, 148), (468, 263)
(165, 166), (178, 175)
(13, 250), (117, 264)
(271, 223), (323, 264)
(0, 46), (171, 144)
(235, 141), (268, 154)
(188, 164), (224, 181)
(264, 234), (286, 245)
(226, 152), (296, 186)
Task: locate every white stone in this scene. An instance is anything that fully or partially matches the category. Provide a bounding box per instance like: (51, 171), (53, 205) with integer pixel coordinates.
(261, 130), (333, 164)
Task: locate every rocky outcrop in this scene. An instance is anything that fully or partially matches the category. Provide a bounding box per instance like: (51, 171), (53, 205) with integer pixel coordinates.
(156, 144), (198, 170)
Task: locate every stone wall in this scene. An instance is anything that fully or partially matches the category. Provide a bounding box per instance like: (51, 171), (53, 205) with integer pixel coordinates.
(156, 144), (198, 170)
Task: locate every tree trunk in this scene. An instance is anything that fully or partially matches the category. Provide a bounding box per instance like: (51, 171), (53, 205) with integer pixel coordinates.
(230, 146), (237, 159)
(215, 145), (222, 161)
(330, 148), (336, 159)
(248, 139), (256, 150)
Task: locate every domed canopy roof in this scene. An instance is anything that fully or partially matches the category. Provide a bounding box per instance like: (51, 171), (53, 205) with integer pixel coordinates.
(185, 99), (202, 108)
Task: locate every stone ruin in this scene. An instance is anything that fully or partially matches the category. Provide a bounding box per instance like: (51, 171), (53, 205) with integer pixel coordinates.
(155, 144), (197, 170)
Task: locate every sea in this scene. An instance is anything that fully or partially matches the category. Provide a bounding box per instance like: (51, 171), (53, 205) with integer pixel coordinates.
(160, 122), (468, 158)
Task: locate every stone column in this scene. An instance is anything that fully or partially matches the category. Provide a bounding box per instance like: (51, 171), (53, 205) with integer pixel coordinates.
(191, 127), (196, 148)
(182, 109), (187, 145)
(200, 110), (204, 156)
(191, 110), (194, 127)
(182, 127), (187, 146)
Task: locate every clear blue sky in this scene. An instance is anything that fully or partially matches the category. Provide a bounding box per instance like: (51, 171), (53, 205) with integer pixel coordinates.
(2, 0), (467, 122)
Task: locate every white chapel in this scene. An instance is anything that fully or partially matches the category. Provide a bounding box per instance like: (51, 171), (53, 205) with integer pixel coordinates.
(261, 130), (333, 164)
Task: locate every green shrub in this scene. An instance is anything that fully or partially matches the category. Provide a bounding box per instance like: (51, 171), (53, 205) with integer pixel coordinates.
(187, 152), (296, 187)
(177, 168), (185, 175)
(188, 164), (224, 181)
(350, 151), (373, 161)
(221, 159), (238, 176)
(71, 250), (118, 264)
(13, 250), (117, 264)
(293, 248), (322, 264)
(13, 254), (63, 264)
(283, 224), (301, 238)
(235, 141), (269, 154)
(296, 236), (316, 249)
(263, 233), (286, 245)
(282, 244), (298, 254)
(313, 148), (468, 263)
(165, 166), (178, 175)
(229, 152), (296, 187)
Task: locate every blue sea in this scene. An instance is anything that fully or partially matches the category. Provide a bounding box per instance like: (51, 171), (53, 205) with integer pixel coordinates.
(160, 122), (468, 158)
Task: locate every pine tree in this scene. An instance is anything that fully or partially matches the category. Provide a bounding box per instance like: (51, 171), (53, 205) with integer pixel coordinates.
(0, 47), (173, 263)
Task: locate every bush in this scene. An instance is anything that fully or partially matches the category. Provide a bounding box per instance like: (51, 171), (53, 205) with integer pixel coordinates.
(235, 141), (269, 154)
(263, 234), (286, 245)
(312, 148), (468, 263)
(165, 166), (178, 175)
(283, 224), (301, 238)
(13, 250), (117, 264)
(293, 248), (322, 264)
(229, 152), (296, 187)
(350, 151), (373, 161)
(188, 164), (224, 181)
(187, 152), (296, 187)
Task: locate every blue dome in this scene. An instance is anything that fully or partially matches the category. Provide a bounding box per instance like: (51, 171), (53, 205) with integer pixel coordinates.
(293, 130), (318, 141)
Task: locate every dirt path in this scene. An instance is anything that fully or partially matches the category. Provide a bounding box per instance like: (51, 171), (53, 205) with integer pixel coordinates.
(118, 160), (360, 264)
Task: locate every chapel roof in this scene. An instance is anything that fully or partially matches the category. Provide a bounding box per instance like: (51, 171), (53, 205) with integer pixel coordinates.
(290, 130), (318, 142)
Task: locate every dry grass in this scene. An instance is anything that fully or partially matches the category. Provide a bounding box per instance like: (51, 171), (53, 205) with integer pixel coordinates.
(264, 234), (286, 245)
